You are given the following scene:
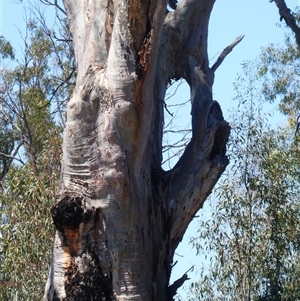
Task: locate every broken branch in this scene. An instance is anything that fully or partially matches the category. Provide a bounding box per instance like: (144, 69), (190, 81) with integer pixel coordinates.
(211, 35), (244, 72)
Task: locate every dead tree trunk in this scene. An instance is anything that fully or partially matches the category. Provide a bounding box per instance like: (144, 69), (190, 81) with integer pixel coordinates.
(44, 1), (234, 300)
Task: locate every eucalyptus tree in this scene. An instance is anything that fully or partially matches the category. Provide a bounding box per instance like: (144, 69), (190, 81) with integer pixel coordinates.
(188, 62), (300, 301)
(185, 2), (300, 299)
(258, 32), (300, 123)
(41, 0), (243, 300)
(0, 6), (74, 300)
(0, 6), (74, 181)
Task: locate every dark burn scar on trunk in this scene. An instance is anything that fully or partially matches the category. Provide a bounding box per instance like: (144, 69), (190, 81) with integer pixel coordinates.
(210, 123), (229, 160)
(51, 195), (92, 230)
(65, 251), (115, 301)
(209, 102), (230, 160)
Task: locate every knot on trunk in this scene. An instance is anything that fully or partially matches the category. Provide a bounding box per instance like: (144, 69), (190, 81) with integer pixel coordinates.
(51, 195), (92, 230)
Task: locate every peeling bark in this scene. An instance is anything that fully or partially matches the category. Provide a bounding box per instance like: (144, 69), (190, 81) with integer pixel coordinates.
(43, 1), (240, 300)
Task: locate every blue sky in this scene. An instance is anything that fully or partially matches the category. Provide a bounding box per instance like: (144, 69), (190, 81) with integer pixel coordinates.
(210, 0), (297, 112)
(2, 0), (299, 298)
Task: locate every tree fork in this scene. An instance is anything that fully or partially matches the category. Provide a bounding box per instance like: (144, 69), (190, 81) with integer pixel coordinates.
(44, 0), (241, 300)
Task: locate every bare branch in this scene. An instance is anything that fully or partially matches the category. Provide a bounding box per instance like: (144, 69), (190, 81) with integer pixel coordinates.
(49, 67), (75, 103)
(159, 4), (230, 245)
(167, 266), (193, 300)
(211, 35), (244, 72)
(40, 0), (66, 15)
(0, 141), (25, 182)
(271, 0), (300, 50)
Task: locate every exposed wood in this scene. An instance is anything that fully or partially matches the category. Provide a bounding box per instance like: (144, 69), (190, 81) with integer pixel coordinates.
(43, 1), (237, 300)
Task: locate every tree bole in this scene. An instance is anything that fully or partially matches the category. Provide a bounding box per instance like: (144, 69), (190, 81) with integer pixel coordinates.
(44, 1), (231, 300)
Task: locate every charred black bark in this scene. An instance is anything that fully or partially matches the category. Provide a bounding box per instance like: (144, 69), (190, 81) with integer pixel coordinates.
(65, 251), (115, 301)
(51, 195), (92, 231)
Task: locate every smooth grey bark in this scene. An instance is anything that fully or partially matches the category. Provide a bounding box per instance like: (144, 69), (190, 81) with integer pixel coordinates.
(44, 1), (238, 300)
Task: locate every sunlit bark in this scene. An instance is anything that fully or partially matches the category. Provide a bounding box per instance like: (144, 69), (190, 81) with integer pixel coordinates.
(44, 1), (234, 300)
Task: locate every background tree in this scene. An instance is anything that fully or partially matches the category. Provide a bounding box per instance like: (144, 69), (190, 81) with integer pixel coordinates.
(41, 0), (245, 300)
(0, 4), (74, 300)
(185, 2), (300, 299)
(188, 61), (300, 301)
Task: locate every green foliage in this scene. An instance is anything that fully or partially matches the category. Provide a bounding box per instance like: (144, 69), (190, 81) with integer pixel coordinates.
(259, 35), (300, 120)
(0, 130), (61, 300)
(0, 2), (74, 299)
(0, 2), (74, 170)
(0, 121), (15, 181)
(188, 63), (300, 301)
(0, 38), (15, 60)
